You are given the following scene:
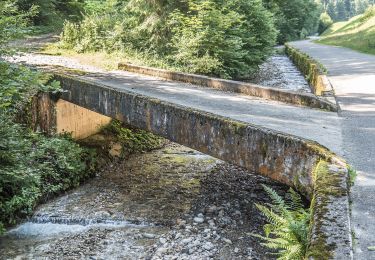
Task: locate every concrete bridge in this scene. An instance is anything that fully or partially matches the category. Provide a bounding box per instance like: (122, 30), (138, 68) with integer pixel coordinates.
(28, 63), (351, 259)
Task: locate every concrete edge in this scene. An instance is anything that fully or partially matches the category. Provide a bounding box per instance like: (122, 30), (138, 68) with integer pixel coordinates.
(118, 62), (338, 112)
(53, 73), (351, 259)
(285, 44), (341, 112)
(307, 158), (353, 259)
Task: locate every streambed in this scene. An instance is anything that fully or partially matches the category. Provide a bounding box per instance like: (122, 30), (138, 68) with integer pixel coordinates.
(0, 143), (289, 259)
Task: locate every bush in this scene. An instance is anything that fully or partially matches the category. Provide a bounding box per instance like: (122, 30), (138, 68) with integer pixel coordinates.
(60, 0), (277, 79)
(0, 55), (96, 233)
(15, 0), (84, 28)
(254, 185), (310, 259)
(0, 115), (97, 230)
(318, 13), (334, 34)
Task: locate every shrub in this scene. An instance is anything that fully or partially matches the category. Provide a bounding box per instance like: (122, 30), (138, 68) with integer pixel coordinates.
(254, 185), (310, 259)
(60, 0), (277, 79)
(0, 115), (97, 229)
(318, 13), (334, 35)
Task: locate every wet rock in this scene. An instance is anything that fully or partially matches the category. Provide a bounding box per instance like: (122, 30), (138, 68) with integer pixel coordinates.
(94, 210), (111, 218)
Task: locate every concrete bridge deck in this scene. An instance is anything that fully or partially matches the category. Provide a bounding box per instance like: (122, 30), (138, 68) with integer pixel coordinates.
(82, 70), (343, 155)
(9, 52), (342, 155)
(10, 51), (352, 258)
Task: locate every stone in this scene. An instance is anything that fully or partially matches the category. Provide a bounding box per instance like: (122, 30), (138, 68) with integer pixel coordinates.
(222, 238), (232, 244)
(193, 217), (204, 224)
(203, 242), (214, 251)
(142, 233), (156, 239)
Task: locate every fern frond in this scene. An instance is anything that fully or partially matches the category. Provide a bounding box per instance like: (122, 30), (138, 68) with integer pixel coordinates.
(254, 186), (311, 260)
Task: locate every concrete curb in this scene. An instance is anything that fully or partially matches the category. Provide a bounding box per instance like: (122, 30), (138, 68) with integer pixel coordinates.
(285, 44), (340, 112)
(54, 73), (352, 259)
(118, 62), (338, 112)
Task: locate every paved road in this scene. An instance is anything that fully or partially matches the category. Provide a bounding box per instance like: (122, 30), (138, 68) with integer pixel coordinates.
(290, 40), (375, 259)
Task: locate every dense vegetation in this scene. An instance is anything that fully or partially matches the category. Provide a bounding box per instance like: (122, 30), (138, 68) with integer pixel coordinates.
(57, 0), (323, 78)
(317, 0), (374, 22)
(0, 1), (97, 233)
(318, 6), (375, 54)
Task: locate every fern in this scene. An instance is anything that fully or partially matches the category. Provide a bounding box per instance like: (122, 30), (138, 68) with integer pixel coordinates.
(254, 185), (310, 260)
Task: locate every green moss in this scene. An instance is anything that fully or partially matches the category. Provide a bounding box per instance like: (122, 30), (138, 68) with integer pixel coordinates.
(285, 44), (328, 96)
(306, 160), (348, 259)
(347, 165), (357, 187)
(101, 120), (165, 157)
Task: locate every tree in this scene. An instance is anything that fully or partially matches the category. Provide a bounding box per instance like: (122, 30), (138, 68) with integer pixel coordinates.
(318, 12), (334, 33)
(263, 0), (320, 43)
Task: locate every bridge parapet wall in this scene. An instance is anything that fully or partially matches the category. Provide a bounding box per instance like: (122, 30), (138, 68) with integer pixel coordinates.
(54, 74), (352, 259)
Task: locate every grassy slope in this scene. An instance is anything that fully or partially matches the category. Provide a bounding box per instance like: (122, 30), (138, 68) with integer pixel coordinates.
(317, 7), (375, 55)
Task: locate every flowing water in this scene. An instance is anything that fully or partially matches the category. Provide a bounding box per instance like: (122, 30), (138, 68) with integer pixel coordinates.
(0, 143), (289, 259)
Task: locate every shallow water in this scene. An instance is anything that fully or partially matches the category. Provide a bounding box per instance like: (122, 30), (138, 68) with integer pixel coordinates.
(0, 143), (288, 259)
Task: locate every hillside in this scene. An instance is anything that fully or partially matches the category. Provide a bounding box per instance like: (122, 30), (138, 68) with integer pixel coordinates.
(317, 6), (375, 55)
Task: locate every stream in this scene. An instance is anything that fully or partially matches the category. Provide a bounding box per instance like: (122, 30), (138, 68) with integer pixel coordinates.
(0, 143), (289, 259)
(1, 39), (310, 259)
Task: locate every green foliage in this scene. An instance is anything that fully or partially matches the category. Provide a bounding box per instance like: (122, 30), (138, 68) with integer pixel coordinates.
(0, 1), (37, 54)
(102, 120), (165, 156)
(60, 0), (277, 79)
(0, 61), (60, 115)
(254, 185), (310, 260)
(319, 12), (334, 34)
(263, 0), (321, 43)
(319, 0), (374, 22)
(0, 33), (95, 232)
(0, 115), (97, 230)
(348, 165), (357, 186)
(318, 6), (375, 55)
(15, 0), (84, 28)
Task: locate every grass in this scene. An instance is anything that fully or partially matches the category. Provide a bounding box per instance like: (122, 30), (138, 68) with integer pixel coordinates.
(41, 42), (185, 72)
(317, 6), (375, 55)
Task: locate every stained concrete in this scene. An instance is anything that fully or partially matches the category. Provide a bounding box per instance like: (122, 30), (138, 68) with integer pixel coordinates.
(7, 52), (343, 155)
(76, 71), (343, 156)
(290, 40), (375, 260)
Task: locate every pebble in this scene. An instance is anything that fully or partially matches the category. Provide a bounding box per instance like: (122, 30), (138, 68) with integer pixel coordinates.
(203, 242), (214, 251)
(181, 238), (193, 245)
(222, 238), (232, 244)
(193, 217), (204, 223)
(142, 233), (156, 239)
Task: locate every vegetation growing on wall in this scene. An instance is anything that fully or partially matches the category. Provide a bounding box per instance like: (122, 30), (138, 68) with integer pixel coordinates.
(285, 44), (328, 95)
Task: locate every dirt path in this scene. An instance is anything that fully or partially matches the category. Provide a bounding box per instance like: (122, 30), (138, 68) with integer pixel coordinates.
(290, 40), (375, 259)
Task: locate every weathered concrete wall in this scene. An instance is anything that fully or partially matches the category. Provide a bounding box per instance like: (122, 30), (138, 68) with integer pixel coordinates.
(54, 73), (352, 259)
(56, 99), (111, 139)
(118, 62), (338, 112)
(31, 93), (111, 139)
(285, 44), (335, 97)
